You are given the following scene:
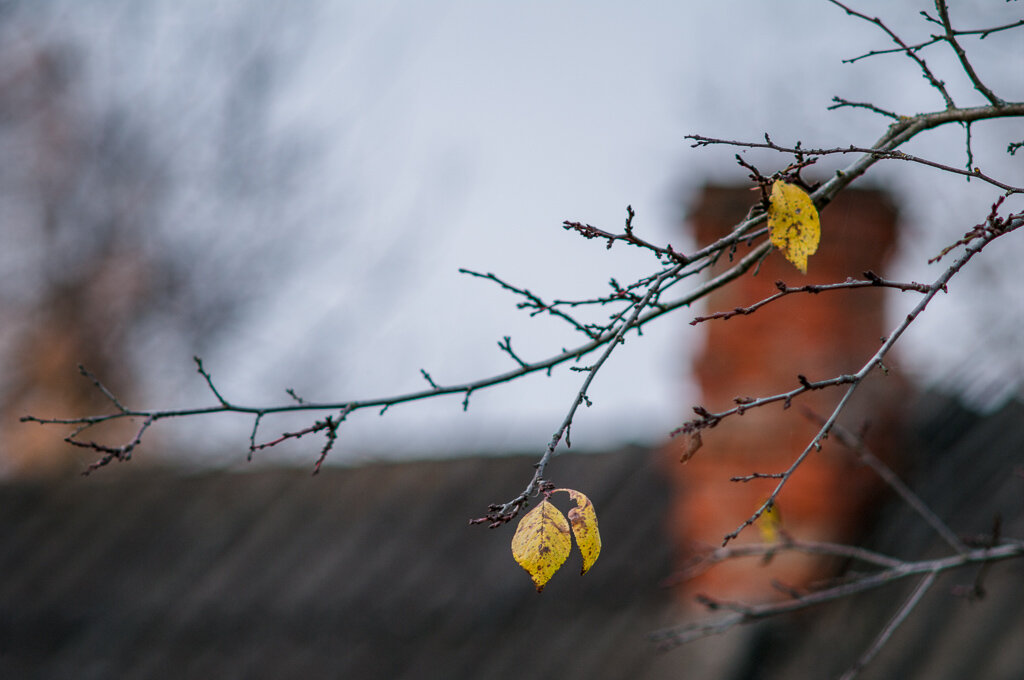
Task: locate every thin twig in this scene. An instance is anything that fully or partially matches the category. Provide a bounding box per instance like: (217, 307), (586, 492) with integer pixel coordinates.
(828, 97), (901, 120)
(77, 365), (128, 413)
(838, 18), (1024, 64)
(563, 204), (689, 264)
(662, 539), (906, 587)
(459, 269), (599, 338)
(811, 413), (969, 555)
(671, 374), (859, 440)
(193, 356), (231, 407)
(933, 0), (1004, 106)
(497, 336), (528, 368)
(838, 570), (939, 680)
(691, 274), (930, 325)
(247, 412), (264, 461)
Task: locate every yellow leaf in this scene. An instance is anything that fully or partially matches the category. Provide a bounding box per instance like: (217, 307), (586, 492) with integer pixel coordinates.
(561, 489), (602, 575)
(757, 501), (783, 544)
(511, 499), (571, 592)
(768, 181), (820, 274)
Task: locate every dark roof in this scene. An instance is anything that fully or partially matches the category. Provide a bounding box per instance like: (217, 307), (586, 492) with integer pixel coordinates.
(2, 395), (1022, 680)
(0, 447), (684, 680)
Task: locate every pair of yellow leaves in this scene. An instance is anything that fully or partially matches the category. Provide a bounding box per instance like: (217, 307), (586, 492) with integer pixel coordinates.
(768, 181), (820, 274)
(511, 488), (601, 592)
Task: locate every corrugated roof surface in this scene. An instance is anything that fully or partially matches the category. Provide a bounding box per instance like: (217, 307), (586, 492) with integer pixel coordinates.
(2, 395), (1021, 679)
(0, 447), (684, 679)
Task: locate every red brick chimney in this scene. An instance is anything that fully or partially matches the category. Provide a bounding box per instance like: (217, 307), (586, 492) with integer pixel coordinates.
(665, 185), (905, 604)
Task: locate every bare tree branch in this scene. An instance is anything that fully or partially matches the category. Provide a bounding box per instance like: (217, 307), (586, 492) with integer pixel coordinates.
(688, 103), (1024, 194)
(838, 18), (1024, 64)
(650, 541), (1024, 650)
(838, 569), (939, 680)
(827, 0), (956, 108)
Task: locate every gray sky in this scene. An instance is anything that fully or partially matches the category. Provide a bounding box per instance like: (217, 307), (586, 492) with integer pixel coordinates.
(14, 0), (1024, 464)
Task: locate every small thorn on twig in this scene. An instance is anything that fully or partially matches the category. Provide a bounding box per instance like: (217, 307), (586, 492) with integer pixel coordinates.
(497, 336), (528, 368)
(77, 364), (128, 413)
(193, 356), (231, 407)
(419, 369), (440, 390)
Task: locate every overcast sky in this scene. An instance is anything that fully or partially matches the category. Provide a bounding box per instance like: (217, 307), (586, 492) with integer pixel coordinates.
(14, 0), (1024, 465)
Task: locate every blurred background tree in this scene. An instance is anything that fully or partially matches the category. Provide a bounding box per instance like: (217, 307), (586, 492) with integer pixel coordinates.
(0, 3), (319, 473)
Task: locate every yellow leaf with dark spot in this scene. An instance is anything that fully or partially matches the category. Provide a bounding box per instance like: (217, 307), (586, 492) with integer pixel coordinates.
(562, 489), (601, 575)
(511, 499), (571, 592)
(768, 181), (820, 274)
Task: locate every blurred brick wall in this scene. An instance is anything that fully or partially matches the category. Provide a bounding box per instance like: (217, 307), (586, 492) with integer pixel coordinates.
(665, 185), (906, 604)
